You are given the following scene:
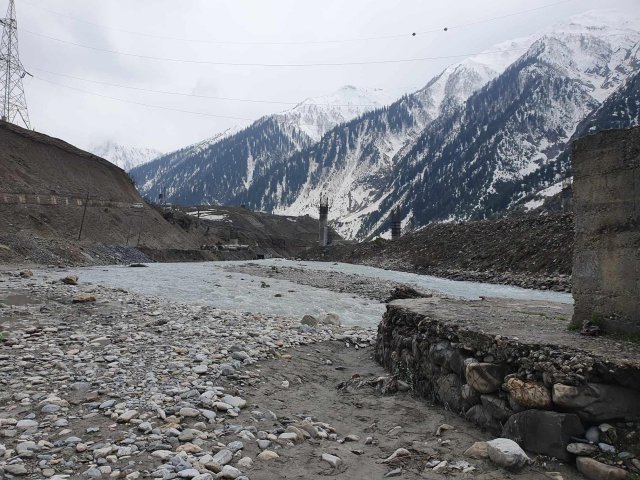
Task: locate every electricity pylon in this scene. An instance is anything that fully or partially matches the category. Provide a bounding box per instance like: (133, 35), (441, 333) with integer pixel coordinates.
(0, 0), (31, 129)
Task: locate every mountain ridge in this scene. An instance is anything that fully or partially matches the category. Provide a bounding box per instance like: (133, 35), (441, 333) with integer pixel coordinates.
(130, 9), (640, 240)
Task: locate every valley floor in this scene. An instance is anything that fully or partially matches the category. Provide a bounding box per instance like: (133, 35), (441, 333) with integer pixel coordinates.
(0, 265), (586, 479)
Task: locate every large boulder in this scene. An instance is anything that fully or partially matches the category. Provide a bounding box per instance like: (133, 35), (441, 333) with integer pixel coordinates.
(385, 285), (426, 302)
(301, 315), (319, 327)
(62, 275), (79, 285)
(552, 383), (640, 422)
(504, 378), (552, 410)
(502, 410), (584, 462)
(486, 438), (531, 472)
(429, 341), (452, 366)
(465, 363), (507, 394)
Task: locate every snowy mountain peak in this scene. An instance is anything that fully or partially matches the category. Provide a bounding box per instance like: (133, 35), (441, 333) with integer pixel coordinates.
(278, 85), (393, 141)
(91, 141), (162, 172)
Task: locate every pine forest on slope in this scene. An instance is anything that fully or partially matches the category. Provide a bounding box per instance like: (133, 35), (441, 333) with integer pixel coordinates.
(130, 10), (640, 240)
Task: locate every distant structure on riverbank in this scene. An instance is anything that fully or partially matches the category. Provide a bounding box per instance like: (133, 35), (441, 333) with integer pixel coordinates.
(391, 208), (402, 240)
(571, 126), (639, 335)
(319, 194), (329, 247)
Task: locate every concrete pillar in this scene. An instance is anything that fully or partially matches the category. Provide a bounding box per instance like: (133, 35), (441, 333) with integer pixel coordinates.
(319, 196), (329, 247)
(571, 126), (640, 335)
(391, 209), (402, 240)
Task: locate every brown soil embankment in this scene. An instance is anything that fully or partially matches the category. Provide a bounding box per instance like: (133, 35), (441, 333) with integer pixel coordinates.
(302, 213), (574, 291)
(0, 122), (197, 265)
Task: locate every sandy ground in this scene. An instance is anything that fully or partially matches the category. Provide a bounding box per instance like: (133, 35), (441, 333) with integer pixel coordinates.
(229, 341), (582, 480)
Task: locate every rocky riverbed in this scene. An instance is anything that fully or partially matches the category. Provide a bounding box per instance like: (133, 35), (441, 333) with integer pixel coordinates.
(1, 268), (584, 479)
(222, 263), (432, 302)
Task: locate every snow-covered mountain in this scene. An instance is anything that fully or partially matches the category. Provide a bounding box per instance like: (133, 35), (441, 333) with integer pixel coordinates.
(132, 10), (640, 239)
(91, 141), (162, 172)
(241, 35), (539, 239)
(130, 86), (390, 205)
(275, 85), (393, 141)
(354, 10), (640, 238)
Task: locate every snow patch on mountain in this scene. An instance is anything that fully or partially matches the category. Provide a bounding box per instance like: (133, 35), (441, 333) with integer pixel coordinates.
(275, 85), (393, 141)
(91, 142), (162, 172)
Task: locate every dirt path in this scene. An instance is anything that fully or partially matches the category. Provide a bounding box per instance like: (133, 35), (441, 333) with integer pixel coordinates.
(227, 341), (582, 479)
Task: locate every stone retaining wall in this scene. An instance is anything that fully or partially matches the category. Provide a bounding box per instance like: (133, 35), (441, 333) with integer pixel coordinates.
(375, 301), (640, 465)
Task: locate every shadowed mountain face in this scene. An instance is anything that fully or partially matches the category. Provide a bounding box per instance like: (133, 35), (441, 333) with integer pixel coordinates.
(132, 11), (640, 240)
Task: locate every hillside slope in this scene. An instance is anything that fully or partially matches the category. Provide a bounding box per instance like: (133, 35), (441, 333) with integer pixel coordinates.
(90, 141), (162, 172)
(0, 122), (197, 264)
(358, 12), (640, 238)
(301, 213), (573, 291)
(130, 86), (390, 206)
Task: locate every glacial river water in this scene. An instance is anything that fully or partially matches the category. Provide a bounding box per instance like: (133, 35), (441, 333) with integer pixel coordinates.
(73, 260), (572, 328)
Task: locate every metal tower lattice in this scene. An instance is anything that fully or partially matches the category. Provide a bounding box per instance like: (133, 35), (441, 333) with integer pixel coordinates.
(0, 0), (30, 129)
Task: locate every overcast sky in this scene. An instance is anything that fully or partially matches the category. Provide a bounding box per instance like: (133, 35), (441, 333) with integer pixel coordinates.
(12, 0), (640, 153)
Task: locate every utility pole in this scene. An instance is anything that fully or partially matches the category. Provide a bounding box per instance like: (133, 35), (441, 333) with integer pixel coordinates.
(0, 0), (31, 128)
(77, 192), (90, 241)
(318, 194), (329, 247)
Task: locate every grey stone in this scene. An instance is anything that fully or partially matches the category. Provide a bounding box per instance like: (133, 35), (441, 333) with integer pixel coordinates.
(99, 400), (116, 410)
(212, 448), (233, 466)
(552, 383), (640, 422)
(219, 465), (241, 479)
(231, 351), (250, 361)
(257, 439), (271, 450)
(567, 443), (598, 456)
(436, 373), (464, 412)
(41, 404), (61, 413)
(179, 407), (200, 417)
(585, 426), (600, 443)
(486, 438), (530, 472)
(480, 395), (512, 423)
(227, 441), (243, 452)
(5, 463), (28, 475)
(83, 467), (103, 477)
(599, 443), (616, 454)
(465, 404), (501, 432)
(138, 421), (152, 432)
(321, 453), (342, 468)
(429, 341), (452, 366)
(301, 315), (319, 326)
(177, 469), (201, 478)
(16, 419), (38, 430)
(502, 410), (584, 462)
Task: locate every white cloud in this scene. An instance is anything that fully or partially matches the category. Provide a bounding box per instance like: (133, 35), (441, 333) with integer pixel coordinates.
(13, 0), (640, 152)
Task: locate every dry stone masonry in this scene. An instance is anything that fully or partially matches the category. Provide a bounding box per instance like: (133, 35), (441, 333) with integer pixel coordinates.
(376, 297), (640, 473)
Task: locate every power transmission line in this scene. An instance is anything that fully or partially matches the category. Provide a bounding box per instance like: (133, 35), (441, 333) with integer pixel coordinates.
(33, 75), (255, 121)
(21, 0), (575, 46)
(22, 29), (530, 67)
(33, 75), (401, 126)
(32, 67), (394, 107)
(1, 0), (30, 128)
(33, 67), (378, 107)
